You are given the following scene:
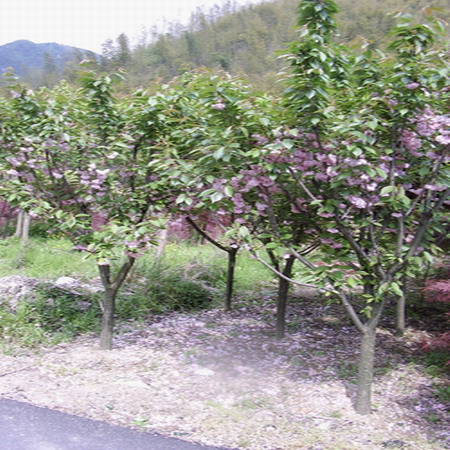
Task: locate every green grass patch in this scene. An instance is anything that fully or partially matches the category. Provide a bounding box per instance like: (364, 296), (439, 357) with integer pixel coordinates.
(0, 238), (273, 349)
(0, 237), (97, 279)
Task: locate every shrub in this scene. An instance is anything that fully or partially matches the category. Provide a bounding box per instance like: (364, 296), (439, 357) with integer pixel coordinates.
(116, 262), (213, 320)
(32, 284), (101, 335)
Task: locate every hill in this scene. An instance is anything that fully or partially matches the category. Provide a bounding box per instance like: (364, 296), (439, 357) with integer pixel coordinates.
(0, 40), (97, 87)
(106, 0), (449, 91)
(1, 0), (448, 91)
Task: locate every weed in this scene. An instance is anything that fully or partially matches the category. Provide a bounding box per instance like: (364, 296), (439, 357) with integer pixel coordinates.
(236, 397), (267, 410)
(424, 413), (441, 424)
(336, 363), (358, 379)
(33, 284), (101, 336)
(132, 417), (150, 428)
(423, 350), (450, 373)
(433, 382), (450, 403)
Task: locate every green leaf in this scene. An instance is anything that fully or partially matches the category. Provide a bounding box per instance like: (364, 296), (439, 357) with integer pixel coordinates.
(224, 186), (234, 197)
(176, 194), (186, 204)
(346, 278), (359, 288)
(380, 186), (395, 195)
(211, 192), (223, 203)
(391, 282), (403, 297)
(213, 147), (225, 160)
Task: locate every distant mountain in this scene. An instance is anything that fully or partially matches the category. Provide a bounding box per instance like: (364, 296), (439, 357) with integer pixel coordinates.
(0, 40), (97, 77)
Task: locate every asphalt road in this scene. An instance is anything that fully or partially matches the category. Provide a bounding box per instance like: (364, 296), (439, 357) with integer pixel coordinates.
(0, 398), (227, 450)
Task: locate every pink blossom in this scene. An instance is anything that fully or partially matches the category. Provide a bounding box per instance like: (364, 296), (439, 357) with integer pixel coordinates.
(347, 195), (367, 209)
(424, 184), (446, 192)
(317, 211), (334, 218)
(399, 129), (422, 151)
(211, 103), (225, 110)
(405, 82), (420, 90)
(436, 134), (450, 145)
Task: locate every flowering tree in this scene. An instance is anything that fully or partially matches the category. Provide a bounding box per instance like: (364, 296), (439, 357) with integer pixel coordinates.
(161, 71), (280, 311)
(162, 71), (322, 337)
(0, 75), (177, 349)
(233, 0), (449, 414)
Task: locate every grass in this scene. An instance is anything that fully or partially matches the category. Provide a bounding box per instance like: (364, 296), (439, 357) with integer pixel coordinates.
(0, 237), (272, 349)
(0, 237), (97, 279)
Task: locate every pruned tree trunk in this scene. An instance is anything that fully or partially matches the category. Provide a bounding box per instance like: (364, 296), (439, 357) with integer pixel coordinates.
(99, 287), (117, 350)
(276, 255), (296, 340)
(224, 247), (238, 312)
(355, 326), (377, 414)
(98, 257), (136, 350)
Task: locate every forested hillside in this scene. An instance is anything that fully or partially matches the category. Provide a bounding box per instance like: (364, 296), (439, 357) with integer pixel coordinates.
(2, 0), (448, 90)
(101, 0), (449, 91)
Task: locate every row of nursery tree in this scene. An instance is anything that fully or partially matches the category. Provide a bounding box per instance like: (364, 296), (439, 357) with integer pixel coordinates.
(0, 1), (448, 416)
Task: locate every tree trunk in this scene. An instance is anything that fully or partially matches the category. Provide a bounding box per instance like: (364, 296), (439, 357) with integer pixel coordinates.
(2, 217), (10, 239)
(355, 326), (377, 415)
(21, 213), (30, 244)
(395, 293), (406, 337)
(16, 213), (31, 269)
(14, 210), (23, 237)
(156, 227), (169, 259)
(224, 248), (238, 311)
(97, 258), (135, 350)
(395, 276), (407, 337)
(99, 288), (117, 350)
(276, 255), (296, 340)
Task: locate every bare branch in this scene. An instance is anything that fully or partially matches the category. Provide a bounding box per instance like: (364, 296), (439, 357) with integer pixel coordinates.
(186, 216), (230, 253)
(335, 290), (365, 333)
(287, 167), (319, 202)
(244, 245), (317, 288)
(112, 256), (136, 291)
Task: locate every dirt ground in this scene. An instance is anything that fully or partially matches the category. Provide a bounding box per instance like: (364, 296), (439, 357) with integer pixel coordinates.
(0, 290), (448, 450)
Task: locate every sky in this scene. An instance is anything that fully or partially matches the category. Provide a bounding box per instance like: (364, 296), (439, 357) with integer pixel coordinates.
(0, 0), (264, 53)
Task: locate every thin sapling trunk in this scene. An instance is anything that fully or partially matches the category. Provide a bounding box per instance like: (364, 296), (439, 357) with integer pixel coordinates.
(225, 247), (238, 312)
(276, 255), (296, 340)
(395, 275), (407, 337)
(186, 216), (239, 311)
(16, 212), (31, 269)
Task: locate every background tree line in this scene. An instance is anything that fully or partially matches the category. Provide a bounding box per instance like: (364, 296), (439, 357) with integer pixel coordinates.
(6, 0), (449, 91)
